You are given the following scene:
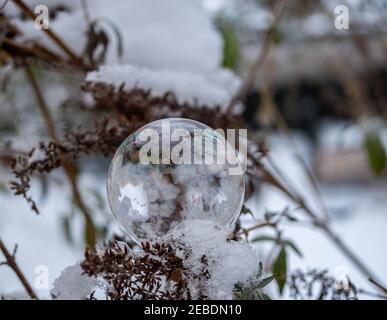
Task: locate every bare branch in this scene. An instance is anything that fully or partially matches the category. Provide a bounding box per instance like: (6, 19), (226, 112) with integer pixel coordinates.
(24, 66), (96, 248)
(228, 0), (285, 112)
(0, 238), (38, 300)
(369, 278), (387, 295)
(11, 0), (82, 66)
(249, 149), (387, 293)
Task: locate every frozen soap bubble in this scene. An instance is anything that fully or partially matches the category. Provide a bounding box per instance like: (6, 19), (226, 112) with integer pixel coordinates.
(107, 118), (245, 243)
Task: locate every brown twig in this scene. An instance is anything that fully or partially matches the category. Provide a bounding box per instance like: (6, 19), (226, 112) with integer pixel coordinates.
(228, 0), (285, 112)
(0, 0), (9, 11)
(0, 149), (28, 161)
(24, 66), (96, 248)
(12, 0), (82, 66)
(260, 86), (331, 222)
(0, 37), (85, 73)
(0, 238), (38, 299)
(2, 38), (62, 65)
(369, 278), (387, 295)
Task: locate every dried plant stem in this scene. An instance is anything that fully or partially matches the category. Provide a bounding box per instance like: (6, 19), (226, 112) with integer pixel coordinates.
(24, 66), (96, 248)
(81, 0), (92, 25)
(240, 222), (277, 235)
(228, 0), (285, 112)
(0, 149), (28, 162)
(260, 86), (330, 222)
(369, 278), (387, 295)
(254, 159), (386, 292)
(12, 0), (81, 65)
(0, 0), (9, 11)
(358, 289), (387, 300)
(1, 38), (61, 63)
(0, 238), (38, 300)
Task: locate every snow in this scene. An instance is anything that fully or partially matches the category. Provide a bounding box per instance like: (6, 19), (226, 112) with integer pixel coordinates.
(49, 220), (261, 300)
(8, 0), (240, 108)
(165, 220), (259, 299)
(51, 263), (105, 300)
(27, 147), (49, 165)
(8, 0), (222, 70)
(86, 65), (240, 108)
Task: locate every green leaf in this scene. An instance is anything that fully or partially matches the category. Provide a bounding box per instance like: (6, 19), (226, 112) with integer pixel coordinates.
(260, 292), (272, 300)
(0, 182), (7, 194)
(84, 219), (96, 248)
(95, 225), (109, 240)
(241, 205), (253, 216)
(251, 235), (277, 243)
(271, 27), (284, 44)
(62, 216), (73, 245)
(256, 290), (264, 300)
(273, 246), (287, 295)
(219, 24), (240, 70)
(88, 188), (105, 210)
(257, 261), (263, 277)
(234, 263), (274, 300)
(364, 131), (387, 175)
(257, 274), (276, 288)
(283, 240), (303, 258)
(251, 236), (303, 258)
(96, 17), (124, 58)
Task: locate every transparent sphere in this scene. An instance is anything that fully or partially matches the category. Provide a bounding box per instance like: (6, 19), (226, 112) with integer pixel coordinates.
(107, 118), (245, 243)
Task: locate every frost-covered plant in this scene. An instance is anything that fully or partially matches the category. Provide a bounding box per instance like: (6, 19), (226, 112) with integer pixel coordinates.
(234, 262), (275, 300)
(288, 269), (358, 300)
(81, 241), (195, 300)
(53, 222), (274, 300)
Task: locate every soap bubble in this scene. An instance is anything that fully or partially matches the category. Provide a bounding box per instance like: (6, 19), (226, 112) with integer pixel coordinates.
(107, 118), (245, 243)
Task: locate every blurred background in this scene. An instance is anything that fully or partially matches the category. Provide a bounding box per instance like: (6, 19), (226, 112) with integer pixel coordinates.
(0, 0), (387, 299)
